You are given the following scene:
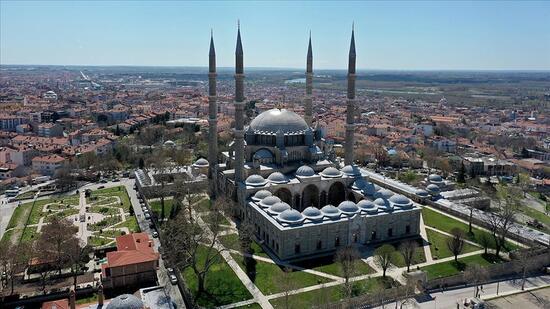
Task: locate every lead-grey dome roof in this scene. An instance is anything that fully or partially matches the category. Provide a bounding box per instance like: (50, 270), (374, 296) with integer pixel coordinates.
(249, 108), (309, 134)
(259, 195), (281, 208)
(426, 184), (440, 193)
(193, 158), (209, 167)
(389, 194), (412, 207)
(341, 165), (361, 177)
(106, 294), (144, 309)
(428, 174), (443, 182)
(302, 207), (324, 221)
(321, 167), (342, 178)
(267, 172), (288, 184)
(373, 189), (394, 200)
(245, 174), (268, 187)
(296, 165), (315, 177)
(278, 209), (304, 224)
(268, 202), (291, 215)
(321, 205), (341, 219)
(252, 190), (272, 201)
(338, 201), (359, 214)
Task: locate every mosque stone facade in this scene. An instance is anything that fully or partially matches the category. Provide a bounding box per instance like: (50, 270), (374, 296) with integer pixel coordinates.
(207, 26), (421, 261)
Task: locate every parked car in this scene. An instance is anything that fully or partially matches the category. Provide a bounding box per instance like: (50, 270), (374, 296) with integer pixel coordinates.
(144, 213), (151, 220)
(152, 231), (158, 238)
(98, 185), (105, 189)
(166, 267), (174, 275)
(169, 274), (177, 285)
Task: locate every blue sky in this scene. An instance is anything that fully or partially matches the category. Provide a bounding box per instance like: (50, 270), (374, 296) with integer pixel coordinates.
(1, 1), (549, 70)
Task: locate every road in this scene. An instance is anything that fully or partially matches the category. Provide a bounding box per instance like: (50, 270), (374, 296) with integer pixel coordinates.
(376, 274), (550, 308)
(0, 180), (56, 240)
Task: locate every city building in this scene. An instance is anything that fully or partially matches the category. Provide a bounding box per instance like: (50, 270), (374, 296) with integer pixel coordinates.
(31, 154), (65, 175)
(101, 233), (159, 289)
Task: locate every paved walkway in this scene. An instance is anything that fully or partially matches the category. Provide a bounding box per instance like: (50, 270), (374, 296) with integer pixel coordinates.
(419, 213), (434, 263)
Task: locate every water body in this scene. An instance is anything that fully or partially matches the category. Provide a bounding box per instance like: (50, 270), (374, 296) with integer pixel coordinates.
(366, 88), (440, 95)
(284, 78), (306, 84)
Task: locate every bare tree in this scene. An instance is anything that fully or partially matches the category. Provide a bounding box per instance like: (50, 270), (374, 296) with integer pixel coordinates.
(488, 185), (519, 257)
(374, 244), (397, 278)
(36, 217), (78, 275)
(277, 267), (297, 309)
(66, 239), (92, 291)
(162, 197), (229, 296)
(336, 245), (360, 297)
(446, 228), (465, 263)
(465, 264), (488, 297)
(514, 250), (536, 291)
(478, 232), (491, 255)
(399, 240), (418, 272)
(148, 151), (171, 222)
(0, 242), (31, 298)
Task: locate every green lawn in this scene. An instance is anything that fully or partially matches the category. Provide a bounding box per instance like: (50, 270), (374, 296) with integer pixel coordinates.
(89, 205), (120, 216)
(235, 303), (262, 309)
(219, 233), (269, 258)
(45, 208), (80, 223)
(87, 235), (115, 247)
(89, 186), (131, 211)
(421, 253), (504, 280)
(392, 245), (427, 267)
(270, 277), (398, 308)
(194, 198), (212, 213)
(231, 253), (331, 295)
(21, 226), (38, 243)
(95, 229), (125, 238)
(149, 199), (174, 218)
(87, 216), (123, 231)
(6, 202), (32, 229)
(201, 212), (231, 228)
(422, 207), (519, 251)
(293, 255), (375, 277)
(426, 229), (480, 260)
(15, 190), (37, 200)
(114, 216), (141, 233)
(0, 229), (15, 246)
(182, 246), (252, 307)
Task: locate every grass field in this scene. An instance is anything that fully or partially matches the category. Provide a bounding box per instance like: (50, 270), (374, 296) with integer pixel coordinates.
(219, 233), (268, 257)
(293, 255), (375, 277)
(194, 198), (212, 213)
(88, 216), (123, 231)
(89, 205), (120, 216)
(45, 208), (79, 223)
(182, 246), (252, 307)
(149, 199), (174, 218)
(87, 235), (115, 247)
(270, 277), (398, 308)
(21, 226), (38, 242)
(422, 207), (519, 251)
(421, 253), (504, 280)
(518, 205), (550, 233)
(114, 216), (140, 233)
(426, 229), (480, 259)
(89, 186), (131, 211)
(231, 253), (331, 295)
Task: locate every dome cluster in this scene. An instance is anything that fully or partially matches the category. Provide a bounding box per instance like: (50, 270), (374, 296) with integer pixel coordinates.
(257, 191), (413, 225)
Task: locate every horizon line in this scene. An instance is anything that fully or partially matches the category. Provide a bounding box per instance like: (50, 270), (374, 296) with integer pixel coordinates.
(1, 63), (549, 73)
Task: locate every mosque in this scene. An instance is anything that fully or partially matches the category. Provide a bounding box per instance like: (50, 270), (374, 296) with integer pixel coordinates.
(204, 26), (421, 261)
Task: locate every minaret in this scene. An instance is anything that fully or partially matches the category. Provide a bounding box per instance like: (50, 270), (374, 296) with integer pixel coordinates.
(234, 22), (245, 184)
(304, 32), (313, 126)
(344, 25), (356, 166)
(208, 30), (218, 197)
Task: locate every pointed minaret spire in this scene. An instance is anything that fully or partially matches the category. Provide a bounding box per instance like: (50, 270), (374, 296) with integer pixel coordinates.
(209, 29), (216, 73)
(236, 20), (244, 74)
(345, 24), (357, 166)
(233, 21), (245, 187)
(208, 29), (218, 197)
(304, 31), (313, 126)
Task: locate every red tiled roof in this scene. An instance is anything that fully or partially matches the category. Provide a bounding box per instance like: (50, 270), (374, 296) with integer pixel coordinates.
(105, 233), (159, 268)
(42, 299), (69, 309)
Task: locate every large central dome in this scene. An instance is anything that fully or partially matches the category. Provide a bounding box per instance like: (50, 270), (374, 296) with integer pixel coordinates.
(249, 108), (309, 134)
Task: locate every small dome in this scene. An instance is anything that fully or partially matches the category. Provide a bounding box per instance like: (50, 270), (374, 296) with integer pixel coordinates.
(302, 207), (324, 221)
(415, 189), (429, 197)
(373, 189), (394, 200)
(164, 140), (176, 146)
(259, 196), (281, 208)
(321, 167), (342, 178)
(426, 184), (440, 194)
(296, 165), (315, 177)
(341, 165), (361, 177)
(374, 198), (390, 207)
(277, 209), (304, 224)
(389, 194), (412, 207)
(106, 294), (144, 309)
(193, 158), (209, 167)
(321, 205), (341, 219)
(268, 202), (291, 215)
(267, 172), (288, 184)
(357, 199), (376, 209)
(245, 174), (268, 187)
(428, 174), (443, 183)
(252, 190), (272, 201)
(338, 201), (359, 214)
(254, 149), (273, 159)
